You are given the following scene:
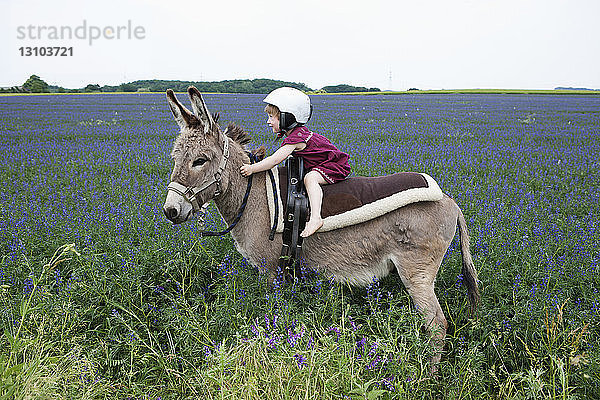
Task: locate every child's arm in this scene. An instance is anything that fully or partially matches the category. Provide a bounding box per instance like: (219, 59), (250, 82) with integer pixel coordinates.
(240, 144), (298, 177)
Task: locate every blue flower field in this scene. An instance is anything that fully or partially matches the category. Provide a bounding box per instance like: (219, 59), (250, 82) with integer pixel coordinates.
(0, 92), (598, 399)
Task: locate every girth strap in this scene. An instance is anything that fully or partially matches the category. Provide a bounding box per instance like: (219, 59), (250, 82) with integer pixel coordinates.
(266, 168), (279, 240)
(278, 156), (309, 276)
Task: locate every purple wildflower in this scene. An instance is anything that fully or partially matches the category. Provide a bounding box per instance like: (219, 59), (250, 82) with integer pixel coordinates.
(267, 336), (278, 350)
(306, 335), (314, 350)
(326, 326), (341, 342)
(356, 336), (367, 352)
(250, 319), (260, 337)
(366, 355), (382, 370)
(287, 325), (305, 347)
(294, 353), (306, 369)
(381, 376), (395, 391)
(348, 315), (358, 331)
(367, 341), (379, 358)
(23, 277), (34, 295)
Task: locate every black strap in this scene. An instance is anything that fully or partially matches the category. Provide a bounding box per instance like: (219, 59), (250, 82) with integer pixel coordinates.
(199, 153), (255, 237)
(277, 156), (309, 276)
(267, 168), (279, 240)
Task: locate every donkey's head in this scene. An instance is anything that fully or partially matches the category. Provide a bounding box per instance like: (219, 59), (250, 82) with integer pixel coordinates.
(163, 86), (230, 224)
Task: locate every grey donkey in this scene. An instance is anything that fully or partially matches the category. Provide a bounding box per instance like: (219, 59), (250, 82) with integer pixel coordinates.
(163, 87), (480, 369)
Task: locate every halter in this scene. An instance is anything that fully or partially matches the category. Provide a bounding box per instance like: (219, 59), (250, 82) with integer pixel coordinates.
(166, 133), (231, 214)
(167, 129), (279, 240)
(165, 132), (279, 238)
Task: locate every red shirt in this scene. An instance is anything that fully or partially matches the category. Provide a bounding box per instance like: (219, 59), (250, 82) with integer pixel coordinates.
(281, 126), (351, 184)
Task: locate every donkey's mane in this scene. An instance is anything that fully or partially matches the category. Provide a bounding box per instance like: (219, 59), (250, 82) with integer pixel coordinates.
(222, 122), (266, 160)
(177, 119), (255, 155)
(224, 122), (251, 147)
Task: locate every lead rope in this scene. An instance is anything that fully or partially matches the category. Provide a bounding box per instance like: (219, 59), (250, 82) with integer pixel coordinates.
(196, 152), (280, 240)
(197, 153), (256, 237)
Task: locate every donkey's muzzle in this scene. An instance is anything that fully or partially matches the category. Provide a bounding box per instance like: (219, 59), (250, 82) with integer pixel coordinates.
(164, 206), (179, 222)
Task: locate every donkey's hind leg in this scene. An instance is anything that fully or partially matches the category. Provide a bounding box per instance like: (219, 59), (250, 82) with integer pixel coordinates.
(409, 281), (447, 371)
(391, 254), (448, 372)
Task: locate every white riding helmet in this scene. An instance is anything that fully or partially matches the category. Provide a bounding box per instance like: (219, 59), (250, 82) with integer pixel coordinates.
(263, 87), (312, 131)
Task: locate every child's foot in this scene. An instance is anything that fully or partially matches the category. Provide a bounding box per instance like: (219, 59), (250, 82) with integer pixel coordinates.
(301, 218), (323, 237)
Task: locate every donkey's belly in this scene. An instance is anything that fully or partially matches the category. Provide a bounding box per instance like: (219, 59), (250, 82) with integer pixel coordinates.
(300, 196), (459, 286)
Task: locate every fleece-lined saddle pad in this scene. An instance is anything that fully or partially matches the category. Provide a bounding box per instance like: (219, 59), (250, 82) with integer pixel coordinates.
(266, 167), (444, 233)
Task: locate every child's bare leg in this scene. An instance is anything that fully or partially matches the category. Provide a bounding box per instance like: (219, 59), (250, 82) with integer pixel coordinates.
(301, 171), (327, 237)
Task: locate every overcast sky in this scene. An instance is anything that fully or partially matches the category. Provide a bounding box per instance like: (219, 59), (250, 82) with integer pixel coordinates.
(2, 0), (599, 90)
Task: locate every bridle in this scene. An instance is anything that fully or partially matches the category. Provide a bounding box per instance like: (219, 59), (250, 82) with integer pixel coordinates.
(167, 132), (231, 214)
(166, 131), (269, 237)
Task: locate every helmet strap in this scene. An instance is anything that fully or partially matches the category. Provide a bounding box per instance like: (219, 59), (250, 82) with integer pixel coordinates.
(279, 111), (298, 133)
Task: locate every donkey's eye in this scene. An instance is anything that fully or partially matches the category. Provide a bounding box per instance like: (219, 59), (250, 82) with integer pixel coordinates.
(192, 158), (208, 167)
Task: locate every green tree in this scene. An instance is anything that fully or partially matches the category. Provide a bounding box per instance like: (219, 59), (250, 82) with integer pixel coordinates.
(23, 75), (49, 93)
(84, 84), (101, 92)
(119, 83), (136, 92)
(320, 84), (379, 93)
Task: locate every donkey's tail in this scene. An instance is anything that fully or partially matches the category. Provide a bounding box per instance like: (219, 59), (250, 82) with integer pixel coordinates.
(457, 206), (480, 315)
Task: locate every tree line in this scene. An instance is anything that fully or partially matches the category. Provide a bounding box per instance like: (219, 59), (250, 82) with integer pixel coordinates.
(1, 75), (380, 94)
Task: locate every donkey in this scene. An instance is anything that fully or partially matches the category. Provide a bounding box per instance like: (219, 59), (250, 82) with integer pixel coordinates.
(163, 87), (480, 367)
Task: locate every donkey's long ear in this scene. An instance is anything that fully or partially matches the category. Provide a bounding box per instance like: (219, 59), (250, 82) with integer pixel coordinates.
(166, 89), (195, 130)
(188, 86), (214, 134)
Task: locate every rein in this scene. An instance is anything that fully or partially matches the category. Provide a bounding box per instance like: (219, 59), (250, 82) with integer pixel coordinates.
(199, 152), (255, 237)
(200, 153), (279, 238)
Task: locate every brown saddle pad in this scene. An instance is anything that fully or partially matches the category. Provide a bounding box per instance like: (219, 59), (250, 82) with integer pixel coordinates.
(277, 167), (429, 218)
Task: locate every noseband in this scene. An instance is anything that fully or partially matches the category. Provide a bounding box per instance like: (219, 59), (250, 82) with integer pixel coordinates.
(167, 133), (231, 214)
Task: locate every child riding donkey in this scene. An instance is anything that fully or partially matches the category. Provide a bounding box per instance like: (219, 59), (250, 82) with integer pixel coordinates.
(240, 87), (350, 237)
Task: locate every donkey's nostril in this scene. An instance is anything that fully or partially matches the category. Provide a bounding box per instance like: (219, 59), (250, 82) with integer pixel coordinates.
(164, 206), (179, 221)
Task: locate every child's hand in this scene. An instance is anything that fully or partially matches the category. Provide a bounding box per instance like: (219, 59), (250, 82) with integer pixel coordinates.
(240, 164), (254, 177)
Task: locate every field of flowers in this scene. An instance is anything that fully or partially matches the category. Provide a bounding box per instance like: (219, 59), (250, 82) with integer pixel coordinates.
(0, 92), (599, 399)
